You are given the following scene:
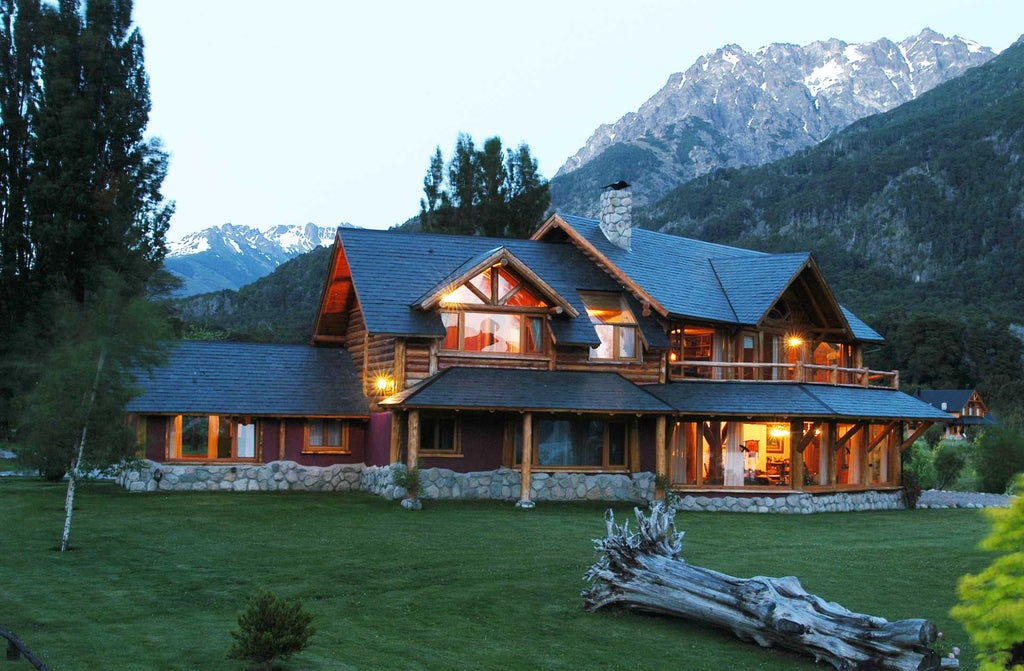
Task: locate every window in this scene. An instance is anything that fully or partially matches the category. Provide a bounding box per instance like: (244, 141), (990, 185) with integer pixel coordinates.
(515, 416), (627, 469)
(420, 415), (459, 455)
(169, 415), (256, 461)
(441, 266), (547, 355)
(305, 419), (349, 454)
(580, 292), (639, 361)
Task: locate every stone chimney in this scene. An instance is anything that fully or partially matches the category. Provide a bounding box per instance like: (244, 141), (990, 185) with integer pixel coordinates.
(599, 184), (632, 251)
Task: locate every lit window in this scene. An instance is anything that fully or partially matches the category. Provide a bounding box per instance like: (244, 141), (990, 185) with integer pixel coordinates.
(169, 415), (257, 461)
(305, 419), (349, 454)
(580, 292), (639, 361)
(440, 267), (547, 355)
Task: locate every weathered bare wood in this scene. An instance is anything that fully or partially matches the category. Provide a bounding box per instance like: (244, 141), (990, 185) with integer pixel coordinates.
(583, 505), (957, 671)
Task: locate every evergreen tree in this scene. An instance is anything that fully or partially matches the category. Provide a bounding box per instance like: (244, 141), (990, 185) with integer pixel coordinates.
(419, 133), (549, 238)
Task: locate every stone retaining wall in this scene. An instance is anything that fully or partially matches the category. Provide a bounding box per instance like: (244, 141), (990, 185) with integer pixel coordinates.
(118, 461), (905, 512)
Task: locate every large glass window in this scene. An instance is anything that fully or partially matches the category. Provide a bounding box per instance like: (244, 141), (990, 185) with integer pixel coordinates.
(169, 415), (256, 461)
(515, 417), (627, 469)
(580, 292), (639, 361)
(441, 267), (547, 355)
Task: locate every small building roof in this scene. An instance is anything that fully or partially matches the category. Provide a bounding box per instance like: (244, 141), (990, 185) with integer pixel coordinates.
(380, 367), (672, 414)
(127, 341), (369, 417)
(915, 389), (978, 412)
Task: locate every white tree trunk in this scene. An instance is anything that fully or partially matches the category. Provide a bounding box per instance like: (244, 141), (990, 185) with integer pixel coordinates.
(60, 347), (106, 552)
(583, 505), (957, 671)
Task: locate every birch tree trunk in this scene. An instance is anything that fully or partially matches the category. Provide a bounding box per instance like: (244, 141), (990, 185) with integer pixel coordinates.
(583, 505), (957, 671)
(60, 347), (106, 552)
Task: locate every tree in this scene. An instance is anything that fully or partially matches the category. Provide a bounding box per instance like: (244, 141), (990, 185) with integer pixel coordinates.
(418, 133), (549, 238)
(15, 273), (169, 550)
(951, 474), (1024, 671)
(0, 0), (172, 441)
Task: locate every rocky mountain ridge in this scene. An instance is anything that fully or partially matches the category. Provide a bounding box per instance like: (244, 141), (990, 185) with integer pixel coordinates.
(550, 29), (995, 216)
(164, 222), (341, 295)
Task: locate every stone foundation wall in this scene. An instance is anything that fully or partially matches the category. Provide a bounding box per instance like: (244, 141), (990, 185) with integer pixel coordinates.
(118, 461), (904, 512)
(669, 490), (904, 514)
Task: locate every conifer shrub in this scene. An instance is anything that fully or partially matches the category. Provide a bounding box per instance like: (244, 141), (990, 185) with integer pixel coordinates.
(227, 591), (314, 671)
(933, 440), (969, 490)
(951, 475), (1024, 670)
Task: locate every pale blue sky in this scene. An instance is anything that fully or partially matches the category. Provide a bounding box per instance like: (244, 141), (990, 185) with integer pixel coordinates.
(131, 0), (1023, 239)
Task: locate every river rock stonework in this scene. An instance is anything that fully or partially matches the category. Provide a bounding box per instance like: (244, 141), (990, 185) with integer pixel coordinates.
(119, 461), (905, 512)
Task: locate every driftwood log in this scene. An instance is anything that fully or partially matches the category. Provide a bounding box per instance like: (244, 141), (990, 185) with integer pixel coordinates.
(582, 505), (957, 671)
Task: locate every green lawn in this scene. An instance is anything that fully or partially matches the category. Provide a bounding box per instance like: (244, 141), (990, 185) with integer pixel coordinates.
(0, 479), (993, 671)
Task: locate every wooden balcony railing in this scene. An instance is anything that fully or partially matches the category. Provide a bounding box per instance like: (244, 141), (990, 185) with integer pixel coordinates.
(669, 360), (899, 389)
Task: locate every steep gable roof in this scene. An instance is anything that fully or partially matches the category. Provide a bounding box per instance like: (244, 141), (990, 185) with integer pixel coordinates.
(324, 228), (661, 348)
(534, 213), (883, 341)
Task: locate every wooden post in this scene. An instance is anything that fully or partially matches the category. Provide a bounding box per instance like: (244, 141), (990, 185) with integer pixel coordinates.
(389, 411), (403, 464)
(630, 418), (642, 474)
(394, 339), (407, 391)
(407, 410), (420, 468)
(789, 420), (804, 490)
(825, 422), (837, 486)
(655, 416), (667, 500)
(517, 412), (534, 508)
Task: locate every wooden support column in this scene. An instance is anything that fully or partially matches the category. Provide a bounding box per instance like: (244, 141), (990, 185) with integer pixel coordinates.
(278, 421), (286, 461)
(825, 422), (837, 486)
(630, 418), (642, 474)
(407, 410), (420, 468)
(389, 411), (403, 464)
(394, 339), (407, 391)
(789, 420), (804, 490)
(655, 416), (667, 500)
(517, 413), (535, 508)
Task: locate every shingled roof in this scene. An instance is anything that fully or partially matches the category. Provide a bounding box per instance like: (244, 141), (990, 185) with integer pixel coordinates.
(379, 367), (671, 414)
(335, 227), (663, 348)
(127, 341), (369, 417)
(545, 214), (883, 341)
(647, 381), (952, 421)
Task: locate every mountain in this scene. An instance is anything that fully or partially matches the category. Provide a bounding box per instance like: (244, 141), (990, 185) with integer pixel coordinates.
(550, 29), (996, 217)
(164, 222), (340, 295)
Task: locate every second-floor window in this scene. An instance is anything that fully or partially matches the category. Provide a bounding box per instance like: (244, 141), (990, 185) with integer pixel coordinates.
(440, 266), (547, 355)
(580, 292), (639, 361)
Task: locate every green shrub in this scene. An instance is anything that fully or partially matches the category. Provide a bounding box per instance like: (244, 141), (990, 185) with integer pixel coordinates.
(390, 462), (422, 498)
(951, 475), (1024, 671)
(934, 440), (970, 490)
(227, 591), (314, 671)
(901, 469), (923, 509)
(903, 440), (937, 490)
(974, 426), (1024, 493)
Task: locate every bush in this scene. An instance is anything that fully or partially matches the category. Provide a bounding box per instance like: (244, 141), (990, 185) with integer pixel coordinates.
(390, 462), (422, 498)
(903, 440), (937, 490)
(901, 469), (923, 509)
(227, 591), (314, 671)
(951, 475), (1024, 671)
(934, 440), (970, 490)
(973, 426), (1024, 493)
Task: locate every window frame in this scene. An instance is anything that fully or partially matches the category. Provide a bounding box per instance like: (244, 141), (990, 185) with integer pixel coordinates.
(167, 414), (259, 462)
(419, 414), (460, 457)
(440, 266), (549, 357)
(580, 292), (641, 362)
(303, 418), (351, 455)
(512, 415), (629, 471)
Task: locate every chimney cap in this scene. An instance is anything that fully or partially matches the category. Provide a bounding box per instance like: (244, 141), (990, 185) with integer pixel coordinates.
(601, 180), (630, 191)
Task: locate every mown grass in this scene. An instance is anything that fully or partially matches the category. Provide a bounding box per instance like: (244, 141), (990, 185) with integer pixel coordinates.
(0, 479), (993, 670)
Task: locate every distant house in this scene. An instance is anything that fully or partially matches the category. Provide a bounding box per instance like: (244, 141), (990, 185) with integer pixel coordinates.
(126, 187), (950, 509)
(914, 389), (995, 440)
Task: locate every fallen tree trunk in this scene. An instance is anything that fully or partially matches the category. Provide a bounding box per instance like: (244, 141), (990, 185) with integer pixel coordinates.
(582, 505), (957, 671)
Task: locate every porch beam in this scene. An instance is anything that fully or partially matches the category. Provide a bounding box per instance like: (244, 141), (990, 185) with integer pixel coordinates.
(654, 416), (667, 500)
(794, 421), (822, 453)
(867, 421), (898, 452)
(835, 421), (868, 450)
(900, 421), (933, 451)
(407, 410), (420, 468)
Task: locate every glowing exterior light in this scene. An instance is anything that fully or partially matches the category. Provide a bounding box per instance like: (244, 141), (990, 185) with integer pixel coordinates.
(375, 377), (394, 394)
(787, 336), (804, 348)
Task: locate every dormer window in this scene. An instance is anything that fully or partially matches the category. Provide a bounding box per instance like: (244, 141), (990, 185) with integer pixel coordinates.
(580, 292), (639, 361)
(440, 266), (548, 355)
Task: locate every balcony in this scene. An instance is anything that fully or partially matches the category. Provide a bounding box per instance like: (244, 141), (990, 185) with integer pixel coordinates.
(669, 360), (899, 389)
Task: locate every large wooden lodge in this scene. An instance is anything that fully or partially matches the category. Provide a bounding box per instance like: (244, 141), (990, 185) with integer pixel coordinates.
(126, 188), (950, 508)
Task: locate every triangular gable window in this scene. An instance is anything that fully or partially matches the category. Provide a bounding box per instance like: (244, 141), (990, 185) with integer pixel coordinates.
(441, 267), (548, 355)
